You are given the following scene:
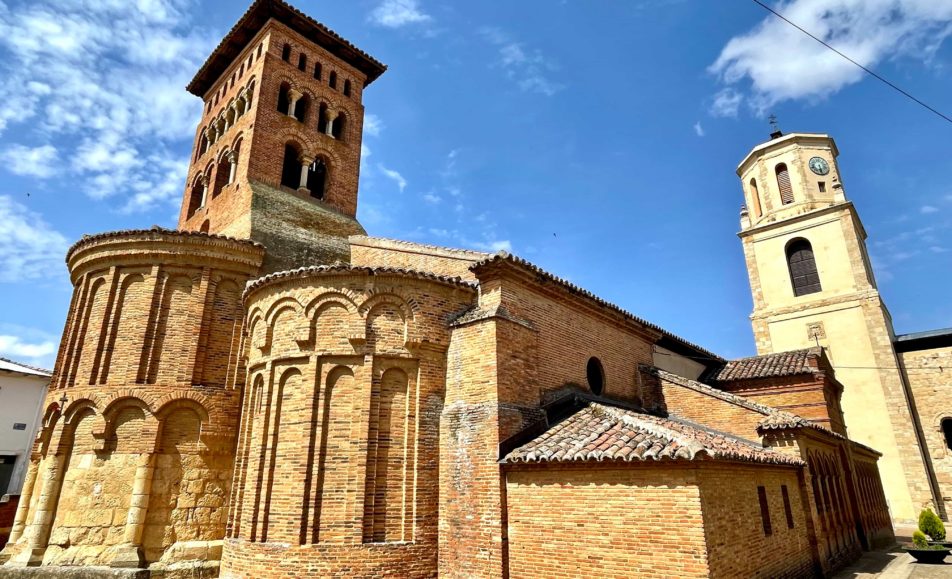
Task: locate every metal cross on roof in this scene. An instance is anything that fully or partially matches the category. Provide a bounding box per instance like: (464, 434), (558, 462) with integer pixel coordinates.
(768, 114), (779, 132)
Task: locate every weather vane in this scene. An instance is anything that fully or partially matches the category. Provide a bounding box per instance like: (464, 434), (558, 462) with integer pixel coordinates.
(768, 114), (779, 132)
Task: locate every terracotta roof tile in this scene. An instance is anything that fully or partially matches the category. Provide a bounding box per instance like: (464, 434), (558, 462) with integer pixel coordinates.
(503, 400), (803, 467)
(66, 226), (264, 262)
(702, 348), (821, 382)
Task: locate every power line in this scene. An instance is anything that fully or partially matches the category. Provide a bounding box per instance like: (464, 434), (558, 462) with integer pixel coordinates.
(652, 348), (948, 372)
(750, 0), (952, 126)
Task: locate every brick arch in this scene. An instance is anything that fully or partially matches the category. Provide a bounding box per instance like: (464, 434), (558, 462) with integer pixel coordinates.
(303, 290), (360, 318)
(100, 392), (158, 419)
(230, 131), (245, 151)
(307, 294), (362, 351)
(154, 394), (211, 424)
(358, 291), (417, 321)
(264, 296), (305, 327)
(273, 126), (315, 157)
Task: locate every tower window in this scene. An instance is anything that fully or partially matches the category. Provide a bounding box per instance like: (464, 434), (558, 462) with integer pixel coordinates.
(281, 143), (302, 189)
(313, 62), (322, 81)
(749, 178), (762, 218)
(343, 79), (351, 97)
(298, 53), (307, 71)
(586, 357), (604, 396)
(277, 83), (291, 115)
(306, 158), (327, 200)
(781, 485), (795, 529)
(329, 71), (337, 90)
(786, 238), (822, 297)
(293, 94), (309, 123)
(281, 43), (291, 62)
(818, 181), (826, 193)
(257, 43), (262, 59)
(317, 103), (329, 134)
(942, 418), (952, 451)
(331, 111), (346, 140)
(776, 163), (794, 205)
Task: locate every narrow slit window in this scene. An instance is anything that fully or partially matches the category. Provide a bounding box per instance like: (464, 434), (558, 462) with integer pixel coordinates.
(749, 178), (762, 218)
(281, 43), (291, 62)
(313, 62), (322, 81)
(818, 181), (826, 193)
(298, 53), (307, 71)
(758, 486), (772, 536)
(329, 71), (337, 90)
(343, 79), (352, 97)
(781, 485), (795, 529)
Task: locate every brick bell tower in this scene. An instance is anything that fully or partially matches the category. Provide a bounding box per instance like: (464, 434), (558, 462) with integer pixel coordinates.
(179, 0), (386, 273)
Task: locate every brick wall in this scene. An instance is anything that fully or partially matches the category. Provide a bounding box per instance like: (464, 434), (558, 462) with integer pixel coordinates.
(699, 465), (816, 578)
(350, 236), (487, 282)
(224, 269), (475, 578)
(717, 375), (847, 435)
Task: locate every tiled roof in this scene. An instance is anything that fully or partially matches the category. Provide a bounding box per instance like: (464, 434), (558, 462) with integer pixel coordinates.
(702, 348), (821, 382)
(243, 263), (477, 298)
(187, 0), (387, 96)
(0, 357), (52, 377)
(503, 400), (803, 467)
(471, 252), (724, 365)
(66, 226), (264, 262)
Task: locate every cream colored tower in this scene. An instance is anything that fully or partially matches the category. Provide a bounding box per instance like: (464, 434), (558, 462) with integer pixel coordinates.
(737, 132), (936, 523)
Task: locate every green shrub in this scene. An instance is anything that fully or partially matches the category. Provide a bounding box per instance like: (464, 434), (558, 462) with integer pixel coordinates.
(913, 530), (929, 549)
(919, 508), (946, 541)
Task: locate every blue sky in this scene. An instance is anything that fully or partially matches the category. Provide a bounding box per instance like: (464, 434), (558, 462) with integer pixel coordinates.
(1, 0), (951, 369)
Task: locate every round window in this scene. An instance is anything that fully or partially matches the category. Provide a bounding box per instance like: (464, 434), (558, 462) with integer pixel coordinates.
(586, 357), (604, 395)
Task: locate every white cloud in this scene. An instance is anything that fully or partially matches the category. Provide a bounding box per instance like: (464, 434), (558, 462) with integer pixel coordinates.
(422, 192), (441, 204)
(710, 88), (743, 118)
(0, 144), (58, 178)
(471, 239), (512, 253)
(930, 246), (950, 253)
(709, 0), (952, 114)
(693, 121), (705, 137)
(481, 27), (564, 96)
(921, 205), (939, 214)
(378, 164), (408, 192)
(0, 194), (69, 282)
(364, 113), (384, 137)
(369, 0), (432, 28)
(0, 0), (216, 211)
(0, 334), (56, 362)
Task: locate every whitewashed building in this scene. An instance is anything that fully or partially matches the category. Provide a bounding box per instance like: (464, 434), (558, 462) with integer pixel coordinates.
(0, 358), (50, 496)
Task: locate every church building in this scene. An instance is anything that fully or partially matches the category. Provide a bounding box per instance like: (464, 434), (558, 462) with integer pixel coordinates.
(2, 0), (949, 577)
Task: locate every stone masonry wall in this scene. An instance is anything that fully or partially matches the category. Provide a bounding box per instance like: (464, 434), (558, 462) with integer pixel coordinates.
(900, 345), (952, 515)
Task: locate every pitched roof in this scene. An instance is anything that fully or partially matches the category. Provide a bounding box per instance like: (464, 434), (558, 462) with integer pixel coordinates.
(0, 357), (52, 377)
(471, 252), (723, 365)
(503, 400), (803, 467)
(187, 0), (387, 96)
(702, 348), (822, 382)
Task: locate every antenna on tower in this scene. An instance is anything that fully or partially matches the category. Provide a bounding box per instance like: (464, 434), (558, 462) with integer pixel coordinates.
(768, 114), (783, 139)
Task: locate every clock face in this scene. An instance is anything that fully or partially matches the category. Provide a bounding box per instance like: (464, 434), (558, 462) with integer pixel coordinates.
(809, 156), (830, 175)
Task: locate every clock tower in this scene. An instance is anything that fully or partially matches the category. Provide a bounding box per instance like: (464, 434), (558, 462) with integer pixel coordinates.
(737, 131), (937, 523)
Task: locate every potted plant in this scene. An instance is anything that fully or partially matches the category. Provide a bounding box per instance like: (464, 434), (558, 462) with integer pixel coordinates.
(920, 508), (952, 548)
(905, 511), (951, 564)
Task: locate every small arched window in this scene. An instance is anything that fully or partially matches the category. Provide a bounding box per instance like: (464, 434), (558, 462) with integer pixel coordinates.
(187, 179), (204, 218)
(331, 112), (346, 140)
(343, 79), (351, 97)
(212, 157), (229, 198)
(749, 178), (762, 218)
(787, 238), (822, 296)
(281, 43), (291, 62)
(298, 53), (307, 71)
(586, 357), (604, 396)
(257, 43), (263, 59)
(776, 163), (794, 205)
(277, 83), (291, 115)
(329, 71), (337, 90)
(313, 62), (322, 81)
(942, 419), (952, 451)
(281, 143), (302, 189)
